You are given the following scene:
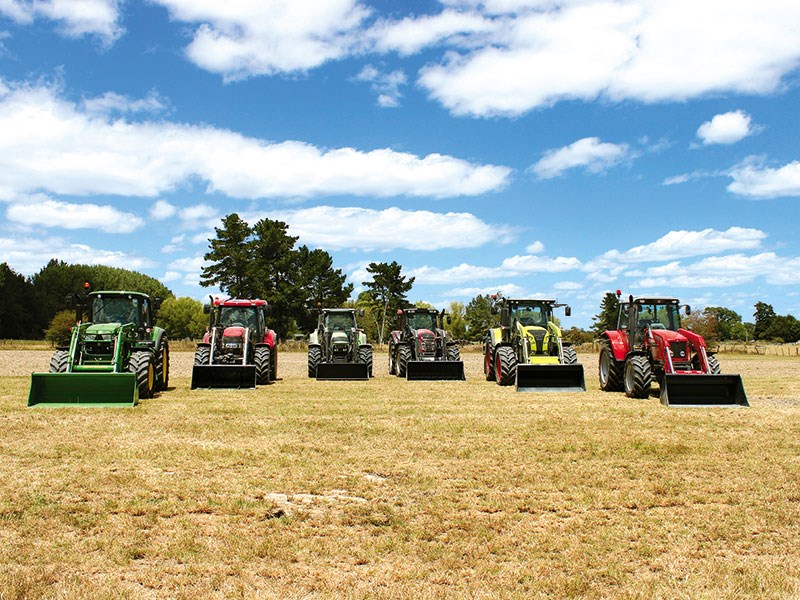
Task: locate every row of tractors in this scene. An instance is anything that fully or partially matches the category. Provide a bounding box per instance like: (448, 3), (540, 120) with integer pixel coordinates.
(27, 287), (747, 408)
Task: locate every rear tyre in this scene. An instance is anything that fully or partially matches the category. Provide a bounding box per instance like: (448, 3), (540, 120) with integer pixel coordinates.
(598, 340), (623, 392)
(624, 355), (652, 399)
(495, 345), (517, 386)
(446, 344), (461, 362)
(358, 346), (373, 377)
(155, 340), (170, 391)
(49, 350), (69, 373)
(398, 345), (411, 378)
(129, 351), (155, 399)
(194, 346), (210, 366)
(307, 346), (321, 378)
(484, 344), (495, 381)
(562, 346), (578, 365)
(255, 346), (271, 385)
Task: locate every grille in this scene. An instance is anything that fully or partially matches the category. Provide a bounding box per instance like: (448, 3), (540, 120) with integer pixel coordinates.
(670, 341), (688, 361)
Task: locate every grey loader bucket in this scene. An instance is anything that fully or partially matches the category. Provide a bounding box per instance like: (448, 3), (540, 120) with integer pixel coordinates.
(661, 374), (748, 407)
(515, 364), (586, 392)
(316, 362), (369, 380)
(406, 360), (465, 381)
(191, 365), (257, 389)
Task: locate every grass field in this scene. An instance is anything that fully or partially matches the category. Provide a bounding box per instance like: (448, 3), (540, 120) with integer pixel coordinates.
(1, 351), (799, 599)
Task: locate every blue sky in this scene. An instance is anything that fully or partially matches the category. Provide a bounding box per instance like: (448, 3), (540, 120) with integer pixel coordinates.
(2, 0), (800, 328)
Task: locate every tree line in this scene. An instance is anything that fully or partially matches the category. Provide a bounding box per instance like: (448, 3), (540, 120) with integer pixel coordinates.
(3, 217), (798, 344)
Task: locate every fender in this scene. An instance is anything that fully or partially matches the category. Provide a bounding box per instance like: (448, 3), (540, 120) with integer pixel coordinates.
(389, 330), (403, 345)
(488, 327), (505, 347)
(678, 328), (707, 350)
(263, 329), (277, 349)
(602, 330), (630, 362)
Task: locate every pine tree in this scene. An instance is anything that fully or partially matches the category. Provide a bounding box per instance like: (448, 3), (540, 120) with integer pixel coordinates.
(361, 261), (414, 344)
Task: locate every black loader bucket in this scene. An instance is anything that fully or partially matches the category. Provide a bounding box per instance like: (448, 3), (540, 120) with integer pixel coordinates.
(515, 364), (586, 392)
(28, 372), (138, 407)
(406, 360), (466, 381)
(661, 374), (748, 407)
(191, 365), (257, 389)
(316, 362), (369, 380)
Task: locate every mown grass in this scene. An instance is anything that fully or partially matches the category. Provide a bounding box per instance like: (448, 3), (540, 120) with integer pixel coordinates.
(0, 351), (798, 598)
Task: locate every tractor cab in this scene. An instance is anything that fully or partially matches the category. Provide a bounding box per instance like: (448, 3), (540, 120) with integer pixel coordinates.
(508, 301), (552, 328)
(89, 292), (157, 331)
(324, 311), (356, 332)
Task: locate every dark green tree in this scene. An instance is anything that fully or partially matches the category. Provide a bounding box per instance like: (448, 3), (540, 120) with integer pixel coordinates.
(447, 301), (467, 340)
(361, 261), (414, 344)
(0, 263), (40, 338)
(295, 246), (354, 332)
(704, 307), (744, 341)
(592, 292), (620, 334)
(464, 294), (498, 341)
(200, 213), (254, 297)
(157, 297), (207, 339)
(753, 302), (776, 340)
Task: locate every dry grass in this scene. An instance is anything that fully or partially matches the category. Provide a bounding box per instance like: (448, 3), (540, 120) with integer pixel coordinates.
(1, 351), (799, 599)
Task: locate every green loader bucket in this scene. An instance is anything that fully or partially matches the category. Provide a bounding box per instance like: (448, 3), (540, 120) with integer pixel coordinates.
(515, 364), (586, 392)
(28, 372), (138, 407)
(660, 374), (748, 407)
(316, 362), (369, 380)
(406, 360), (465, 381)
(191, 365), (257, 389)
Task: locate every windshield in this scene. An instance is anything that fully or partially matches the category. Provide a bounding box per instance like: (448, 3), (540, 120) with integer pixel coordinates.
(511, 303), (549, 327)
(325, 313), (355, 331)
(408, 312), (438, 330)
(636, 303), (681, 331)
(219, 306), (258, 329)
(92, 297), (139, 325)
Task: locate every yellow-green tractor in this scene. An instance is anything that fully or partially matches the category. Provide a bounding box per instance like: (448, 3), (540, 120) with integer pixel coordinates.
(28, 288), (169, 406)
(483, 294), (585, 392)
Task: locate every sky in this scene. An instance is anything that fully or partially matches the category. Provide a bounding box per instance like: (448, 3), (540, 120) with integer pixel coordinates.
(1, 0), (800, 329)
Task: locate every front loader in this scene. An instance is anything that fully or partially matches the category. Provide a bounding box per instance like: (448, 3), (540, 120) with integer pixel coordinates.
(191, 298), (277, 389)
(598, 292), (748, 407)
(307, 308), (372, 380)
(28, 287), (169, 407)
(389, 308), (465, 381)
(483, 294), (585, 392)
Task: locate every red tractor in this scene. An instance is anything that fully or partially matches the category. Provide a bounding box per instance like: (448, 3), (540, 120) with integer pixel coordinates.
(598, 292), (747, 406)
(191, 298), (278, 389)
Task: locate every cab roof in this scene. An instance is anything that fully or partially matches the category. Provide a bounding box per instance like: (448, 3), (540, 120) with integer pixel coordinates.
(213, 298), (267, 307)
(89, 290), (151, 299)
(629, 297), (680, 304)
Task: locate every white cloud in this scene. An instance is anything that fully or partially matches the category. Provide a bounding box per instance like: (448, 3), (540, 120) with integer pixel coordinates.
(0, 0), (122, 44)
(356, 65), (407, 107)
(663, 173), (690, 186)
(150, 199), (177, 220)
(500, 253), (582, 272)
(415, 2), (800, 117)
(261, 206), (515, 251)
(0, 82), (510, 201)
(635, 252), (800, 288)
(696, 110), (754, 145)
(531, 137), (629, 179)
(153, 0), (370, 80)
(554, 281), (583, 290)
(0, 235), (152, 275)
(727, 160), (800, 199)
(5, 196), (143, 233)
(525, 240), (544, 253)
(588, 227), (767, 268)
(447, 283), (526, 298)
(82, 91), (167, 117)
(409, 253), (581, 285)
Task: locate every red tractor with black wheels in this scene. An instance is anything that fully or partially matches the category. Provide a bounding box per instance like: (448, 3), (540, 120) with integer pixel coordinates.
(191, 297), (278, 389)
(598, 292), (747, 406)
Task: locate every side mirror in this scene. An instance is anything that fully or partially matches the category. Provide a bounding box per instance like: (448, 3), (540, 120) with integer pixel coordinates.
(446, 315), (452, 325)
(203, 304), (211, 314)
(64, 294), (75, 308)
(358, 308), (365, 317)
(153, 297), (162, 310)
(685, 305), (691, 316)
(564, 306), (571, 317)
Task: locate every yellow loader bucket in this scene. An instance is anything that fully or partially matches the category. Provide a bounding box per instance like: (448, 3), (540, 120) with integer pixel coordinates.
(660, 374), (748, 407)
(406, 360), (465, 381)
(28, 372), (138, 407)
(515, 364), (586, 392)
(316, 362), (369, 380)
(191, 365), (257, 389)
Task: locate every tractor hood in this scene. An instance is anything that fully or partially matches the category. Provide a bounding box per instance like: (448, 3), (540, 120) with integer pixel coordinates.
(416, 328), (437, 339)
(649, 329), (686, 344)
(222, 326), (246, 338)
(331, 331), (350, 345)
(86, 323), (123, 335)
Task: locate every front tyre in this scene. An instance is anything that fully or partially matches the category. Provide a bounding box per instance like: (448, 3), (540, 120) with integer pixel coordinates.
(155, 339), (170, 391)
(358, 346), (373, 377)
(307, 346), (321, 378)
(495, 345), (517, 386)
(255, 346), (271, 385)
(446, 344), (461, 362)
(194, 346), (210, 366)
(129, 351), (155, 399)
(561, 345), (578, 365)
(49, 349), (69, 373)
(624, 355), (652, 399)
(397, 345), (411, 378)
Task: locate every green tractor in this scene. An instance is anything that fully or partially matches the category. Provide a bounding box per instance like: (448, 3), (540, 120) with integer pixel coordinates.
(28, 288), (169, 406)
(308, 308), (372, 380)
(484, 294), (585, 392)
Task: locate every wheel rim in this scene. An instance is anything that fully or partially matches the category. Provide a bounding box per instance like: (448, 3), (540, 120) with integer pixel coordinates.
(495, 352), (502, 383)
(624, 360), (633, 392)
(599, 350), (609, 384)
(147, 363), (155, 392)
